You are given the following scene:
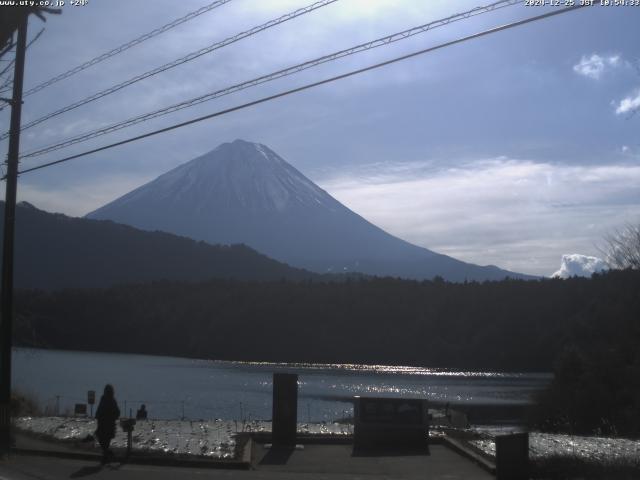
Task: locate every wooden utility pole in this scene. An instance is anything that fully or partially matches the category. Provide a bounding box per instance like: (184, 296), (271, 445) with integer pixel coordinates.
(0, 13), (28, 456)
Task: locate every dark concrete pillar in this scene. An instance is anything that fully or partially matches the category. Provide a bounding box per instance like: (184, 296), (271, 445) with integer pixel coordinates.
(272, 373), (297, 446)
(495, 432), (529, 480)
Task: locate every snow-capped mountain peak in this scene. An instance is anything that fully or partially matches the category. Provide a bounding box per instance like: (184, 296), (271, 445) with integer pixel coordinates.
(108, 139), (332, 215)
(87, 139), (530, 281)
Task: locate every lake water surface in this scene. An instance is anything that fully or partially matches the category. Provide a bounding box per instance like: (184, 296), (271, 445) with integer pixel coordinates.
(14, 348), (550, 422)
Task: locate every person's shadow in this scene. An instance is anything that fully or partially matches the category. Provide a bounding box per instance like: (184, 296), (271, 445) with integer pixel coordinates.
(70, 463), (121, 478)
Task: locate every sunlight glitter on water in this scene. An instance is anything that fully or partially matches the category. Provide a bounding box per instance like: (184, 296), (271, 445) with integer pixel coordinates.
(222, 360), (542, 378)
(13, 348), (550, 421)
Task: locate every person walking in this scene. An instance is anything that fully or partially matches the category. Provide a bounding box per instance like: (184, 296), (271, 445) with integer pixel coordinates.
(95, 384), (120, 464)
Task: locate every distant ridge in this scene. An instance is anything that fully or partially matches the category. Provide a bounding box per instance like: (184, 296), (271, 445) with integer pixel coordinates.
(2, 201), (318, 290)
(87, 139), (534, 281)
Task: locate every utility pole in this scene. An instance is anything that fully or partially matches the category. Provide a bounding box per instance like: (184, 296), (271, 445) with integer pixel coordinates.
(0, 13), (28, 456)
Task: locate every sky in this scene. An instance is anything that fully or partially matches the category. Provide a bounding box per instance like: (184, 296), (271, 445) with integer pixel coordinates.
(1, 0), (639, 277)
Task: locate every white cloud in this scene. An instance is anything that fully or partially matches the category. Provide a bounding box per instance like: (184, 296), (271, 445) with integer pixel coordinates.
(615, 89), (640, 115)
(319, 158), (640, 276)
(15, 155), (640, 278)
(573, 53), (622, 80)
(551, 254), (608, 279)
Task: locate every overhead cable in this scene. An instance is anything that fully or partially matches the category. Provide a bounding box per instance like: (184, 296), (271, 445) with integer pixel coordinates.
(20, 0), (520, 160)
(2, 0), (338, 141)
(22, 0), (234, 98)
(1, 29), (45, 90)
(0, 28), (45, 112)
(14, 4), (588, 177)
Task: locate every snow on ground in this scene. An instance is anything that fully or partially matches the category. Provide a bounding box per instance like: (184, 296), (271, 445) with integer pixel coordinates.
(15, 417), (352, 459)
(468, 427), (640, 466)
(16, 416), (640, 466)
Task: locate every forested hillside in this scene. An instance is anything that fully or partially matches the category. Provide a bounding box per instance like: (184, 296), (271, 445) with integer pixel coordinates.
(2, 201), (318, 289)
(13, 270), (638, 370)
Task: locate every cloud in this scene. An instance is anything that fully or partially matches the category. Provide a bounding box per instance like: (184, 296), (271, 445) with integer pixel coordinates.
(615, 89), (640, 115)
(573, 53), (622, 80)
(9, 2), (639, 280)
(319, 158), (640, 276)
(551, 254), (608, 279)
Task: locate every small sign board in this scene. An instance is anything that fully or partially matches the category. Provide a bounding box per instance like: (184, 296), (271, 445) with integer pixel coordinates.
(87, 390), (95, 405)
(74, 403), (87, 416)
(120, 418), (136, 432)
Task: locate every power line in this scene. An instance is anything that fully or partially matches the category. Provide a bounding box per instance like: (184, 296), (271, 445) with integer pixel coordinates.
(0, 42), (15, 61)
(0, 57), (16, 81)
(15, 4), (587, 178)
(0, 28), (44, 113)
(22, 0), (234, 98)
(20, 0), (521, 161)
(0, 29), (44, 91)
(0, 78), (12, 95)
(0, 29), (44, 90)
(1, 0), (339, 141)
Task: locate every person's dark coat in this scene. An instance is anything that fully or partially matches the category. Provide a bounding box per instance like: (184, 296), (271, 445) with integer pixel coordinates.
(95, 385), (120, 442)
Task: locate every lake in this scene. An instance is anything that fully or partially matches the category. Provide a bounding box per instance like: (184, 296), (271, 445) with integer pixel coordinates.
(13, 348), (550, 423)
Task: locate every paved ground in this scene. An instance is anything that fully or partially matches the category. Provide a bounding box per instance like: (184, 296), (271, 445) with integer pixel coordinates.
(0, 442), (494, 480)
(252, 443), (493, 479)
(2, 455), (251, 480)
(14, 433), (93, 456)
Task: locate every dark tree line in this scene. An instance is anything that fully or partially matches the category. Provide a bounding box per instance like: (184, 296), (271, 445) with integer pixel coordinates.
(13, 269), (640, 436)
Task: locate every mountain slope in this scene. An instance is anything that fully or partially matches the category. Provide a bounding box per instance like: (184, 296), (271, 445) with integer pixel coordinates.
(2, 201), (317, 289)
(87, 139), (532, 281)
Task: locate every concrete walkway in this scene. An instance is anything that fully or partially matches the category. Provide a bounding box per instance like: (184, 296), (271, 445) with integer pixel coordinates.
(0, 441), (494, 480)
(252, 443), (493, 479)
(3, 430), (496, 479)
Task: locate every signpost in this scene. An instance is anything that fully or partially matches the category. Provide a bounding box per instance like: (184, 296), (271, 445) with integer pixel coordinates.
(87, 390), (95, 417)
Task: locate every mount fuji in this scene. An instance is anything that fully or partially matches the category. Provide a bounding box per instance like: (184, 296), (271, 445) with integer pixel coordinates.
(87, 139), (530, 281)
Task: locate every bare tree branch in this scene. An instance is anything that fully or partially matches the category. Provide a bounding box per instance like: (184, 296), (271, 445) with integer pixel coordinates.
(601, 223), (640, 270)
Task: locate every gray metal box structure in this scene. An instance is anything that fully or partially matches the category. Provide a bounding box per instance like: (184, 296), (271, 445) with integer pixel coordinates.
(353, 396), (429, 449)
